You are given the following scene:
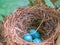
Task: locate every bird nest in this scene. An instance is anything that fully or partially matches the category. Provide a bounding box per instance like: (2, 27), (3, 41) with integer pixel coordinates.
(2, 6), (60, 45)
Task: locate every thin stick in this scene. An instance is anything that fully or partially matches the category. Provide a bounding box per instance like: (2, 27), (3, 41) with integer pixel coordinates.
(30, 13), (46, 34)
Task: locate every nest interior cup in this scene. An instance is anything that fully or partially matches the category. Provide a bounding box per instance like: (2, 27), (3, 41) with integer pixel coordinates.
(3, 6), (60, 45)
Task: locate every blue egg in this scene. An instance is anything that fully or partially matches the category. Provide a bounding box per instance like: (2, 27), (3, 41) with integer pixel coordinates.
(32, 32), (40, 38)
(29, 29), (36, 33)
(22, 33), (33, 42)
(29, 29), (40, 38)
(33, 38), (42, 43)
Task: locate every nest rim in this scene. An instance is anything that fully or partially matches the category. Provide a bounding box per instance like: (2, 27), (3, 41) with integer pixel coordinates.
(3, 6), (60, 45)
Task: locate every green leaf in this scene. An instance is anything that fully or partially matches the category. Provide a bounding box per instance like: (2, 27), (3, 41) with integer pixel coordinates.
(29, 0), (34, 7)
(54, 0), (60, 7)
(0, 15), (3, 22)
(44, 0), (55, 8)
(0, 0), (29, 16)
(0, 0), (29, 22)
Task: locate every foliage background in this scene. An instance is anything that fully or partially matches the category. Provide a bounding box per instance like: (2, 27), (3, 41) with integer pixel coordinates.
(0, 0), (29, 22)
(0, 0), (60, 22)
